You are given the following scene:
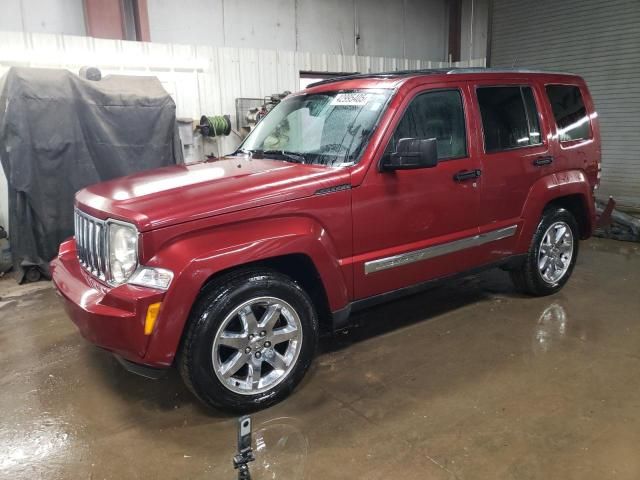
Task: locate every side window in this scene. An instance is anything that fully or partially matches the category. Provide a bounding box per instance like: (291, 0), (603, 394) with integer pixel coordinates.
(477, 86), (542, 153)
(545, 85), (590, 142)
(387, 90), (467, 160)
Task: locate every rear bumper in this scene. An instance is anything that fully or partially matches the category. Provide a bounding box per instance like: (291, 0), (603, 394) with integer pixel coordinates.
(51, 239), (169, 368)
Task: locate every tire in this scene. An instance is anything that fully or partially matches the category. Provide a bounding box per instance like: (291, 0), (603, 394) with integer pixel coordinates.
(179, 268), (318, 413)
(510, 207), (579, 296)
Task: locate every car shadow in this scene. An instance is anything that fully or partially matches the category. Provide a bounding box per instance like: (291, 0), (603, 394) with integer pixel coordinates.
(85, 346), (230, 418)
(319, 267), (521, 354)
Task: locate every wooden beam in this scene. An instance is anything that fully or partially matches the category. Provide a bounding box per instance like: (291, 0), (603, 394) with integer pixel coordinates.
(83, 0), (125, 40)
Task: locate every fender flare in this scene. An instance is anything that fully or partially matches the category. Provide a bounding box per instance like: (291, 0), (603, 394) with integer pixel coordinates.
(143, 216), (349, 365)
(515, 170), (595, 252)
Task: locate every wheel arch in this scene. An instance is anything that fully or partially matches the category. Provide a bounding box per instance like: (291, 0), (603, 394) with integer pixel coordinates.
(516, 170), (596, 252)
(142, 217), (349, 366)
(197, 253), (333, 332)
(545, 194), (592, 239)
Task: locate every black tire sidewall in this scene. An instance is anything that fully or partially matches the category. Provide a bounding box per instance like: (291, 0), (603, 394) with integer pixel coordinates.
(184, 271), (318, 412)
(529, 208), (580, 295)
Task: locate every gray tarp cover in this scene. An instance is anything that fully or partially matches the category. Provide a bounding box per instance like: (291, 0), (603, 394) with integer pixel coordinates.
(0, 67), (183, 281)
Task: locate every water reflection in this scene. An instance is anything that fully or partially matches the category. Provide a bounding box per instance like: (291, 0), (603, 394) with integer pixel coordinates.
(532, 303), (568, 354)
(0, 412), (74, 477)
(251, 416), (309, 479)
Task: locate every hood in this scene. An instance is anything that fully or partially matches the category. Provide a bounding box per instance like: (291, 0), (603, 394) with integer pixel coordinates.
(75, 156), (350, 231)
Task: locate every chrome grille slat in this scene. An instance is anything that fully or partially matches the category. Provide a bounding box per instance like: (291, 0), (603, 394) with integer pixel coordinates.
(78, 215), (85, 265)
(96, 223), (104, 274)
(88, 219), (94, 272)
(94, 223), (101, 274)
(74, 209), (107, 281)
(84, 216), (90, 269)
(74, 213), (79, 262)
(83, 216), (88, 267)
(90, 221), (97, 273)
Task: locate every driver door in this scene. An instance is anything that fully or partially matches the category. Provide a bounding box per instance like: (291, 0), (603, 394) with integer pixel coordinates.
(351, 84), (482, 299)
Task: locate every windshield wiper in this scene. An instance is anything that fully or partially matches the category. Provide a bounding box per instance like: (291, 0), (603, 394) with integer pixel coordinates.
(251, 149), (306, 164)
(231, 147), (250, 156)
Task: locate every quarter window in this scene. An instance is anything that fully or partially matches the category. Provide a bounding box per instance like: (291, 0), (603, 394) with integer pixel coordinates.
(545, 85), (590, 141)
(477, 86), (542, 153)
(388, 90), (467, 160)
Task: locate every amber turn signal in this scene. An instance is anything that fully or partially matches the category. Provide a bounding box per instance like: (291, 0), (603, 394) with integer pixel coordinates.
(144, 302), (162, 335)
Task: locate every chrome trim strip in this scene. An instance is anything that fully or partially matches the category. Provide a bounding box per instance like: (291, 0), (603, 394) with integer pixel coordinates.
(364, 225), (518, 275)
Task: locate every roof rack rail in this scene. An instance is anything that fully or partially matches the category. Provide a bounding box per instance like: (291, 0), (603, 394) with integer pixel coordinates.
(306, 73), (398, 88)
(305, 67), (573, 89)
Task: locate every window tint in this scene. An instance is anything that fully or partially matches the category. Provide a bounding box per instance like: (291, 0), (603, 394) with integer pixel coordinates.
(388, 90), (467, 160)
(545, 85), (590, 141)
(477, 86), (542, 152)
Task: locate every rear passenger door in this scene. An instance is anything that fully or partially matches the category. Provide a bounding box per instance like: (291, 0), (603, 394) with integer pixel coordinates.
(470, 82), (552, 263)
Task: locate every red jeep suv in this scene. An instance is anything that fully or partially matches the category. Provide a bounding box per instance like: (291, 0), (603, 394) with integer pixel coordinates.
(51, 68), (600, 412)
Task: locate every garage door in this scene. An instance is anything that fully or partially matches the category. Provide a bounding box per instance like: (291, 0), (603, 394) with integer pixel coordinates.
(489, 0), (640, 209)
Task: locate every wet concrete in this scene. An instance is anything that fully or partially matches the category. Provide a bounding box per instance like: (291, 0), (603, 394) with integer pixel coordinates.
(1, 237), (640, 479)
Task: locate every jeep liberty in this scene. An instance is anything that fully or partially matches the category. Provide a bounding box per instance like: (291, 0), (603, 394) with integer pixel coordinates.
(51, 68), (600, 412)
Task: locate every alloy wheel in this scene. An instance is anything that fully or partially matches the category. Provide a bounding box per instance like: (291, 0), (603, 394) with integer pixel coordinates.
(538, 221), (574, 284)
(212, 296), (303, 395)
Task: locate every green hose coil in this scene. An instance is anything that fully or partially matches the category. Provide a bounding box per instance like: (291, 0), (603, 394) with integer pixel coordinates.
(199, 114), (231, 137)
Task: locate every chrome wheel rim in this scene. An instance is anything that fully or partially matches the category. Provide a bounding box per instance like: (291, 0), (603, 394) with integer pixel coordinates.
(538, 221), (574, 284)
(212, 296), (303, 395)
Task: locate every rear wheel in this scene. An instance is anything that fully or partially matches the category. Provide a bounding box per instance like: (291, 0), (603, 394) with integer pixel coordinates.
(511, 207), (579, 296)
(179, 269), (318, 412)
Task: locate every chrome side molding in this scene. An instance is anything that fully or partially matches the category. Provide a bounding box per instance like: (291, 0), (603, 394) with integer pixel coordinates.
(364, 225), (518, 275)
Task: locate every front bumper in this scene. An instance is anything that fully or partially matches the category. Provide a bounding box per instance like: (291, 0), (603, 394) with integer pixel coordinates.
(51, 239), (168, 368)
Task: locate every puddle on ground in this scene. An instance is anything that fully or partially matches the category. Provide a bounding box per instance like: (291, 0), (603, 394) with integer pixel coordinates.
(252, 416), (309, 479)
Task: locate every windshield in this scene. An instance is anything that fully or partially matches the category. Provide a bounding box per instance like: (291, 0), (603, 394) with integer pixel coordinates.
(238, 89), (392, 167)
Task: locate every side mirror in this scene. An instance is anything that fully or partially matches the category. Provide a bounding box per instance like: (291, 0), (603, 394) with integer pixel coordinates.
(381, 137), (438, 171)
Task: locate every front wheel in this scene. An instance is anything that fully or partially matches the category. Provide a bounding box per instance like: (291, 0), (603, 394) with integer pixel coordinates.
(179, 269), (318, 412)
(511, 207), (579, 296)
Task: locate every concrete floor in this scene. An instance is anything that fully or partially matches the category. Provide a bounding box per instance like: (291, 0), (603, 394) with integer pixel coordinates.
(1, 238), (640, 480)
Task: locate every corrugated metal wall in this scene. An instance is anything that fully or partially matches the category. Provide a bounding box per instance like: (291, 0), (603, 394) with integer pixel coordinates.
(489, 0), (640, 209)
(0, 30), (486, 230)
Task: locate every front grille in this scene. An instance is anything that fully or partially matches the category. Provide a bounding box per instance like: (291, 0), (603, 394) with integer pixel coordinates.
(74, 209), (107, 281)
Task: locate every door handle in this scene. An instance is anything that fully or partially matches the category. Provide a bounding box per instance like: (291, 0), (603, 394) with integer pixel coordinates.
(533, 156), (554, 166)
(453, 169), (482, 182)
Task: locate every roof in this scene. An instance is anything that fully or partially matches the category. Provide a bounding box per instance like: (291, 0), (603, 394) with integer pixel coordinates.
(306, 67), (577, 88)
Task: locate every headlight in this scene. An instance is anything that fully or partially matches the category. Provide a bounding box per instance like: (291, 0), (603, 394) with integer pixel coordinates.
(108, 222), (138, 285)
(129, 267), (174, 290)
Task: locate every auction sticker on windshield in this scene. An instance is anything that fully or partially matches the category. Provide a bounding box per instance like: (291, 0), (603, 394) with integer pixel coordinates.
(331, 92), (370, 106)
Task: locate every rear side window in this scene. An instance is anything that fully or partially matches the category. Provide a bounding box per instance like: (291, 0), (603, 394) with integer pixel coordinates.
(388, 90), (467, 160)
(545, 85), (590, 141)
(477, 86), (542, 153)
